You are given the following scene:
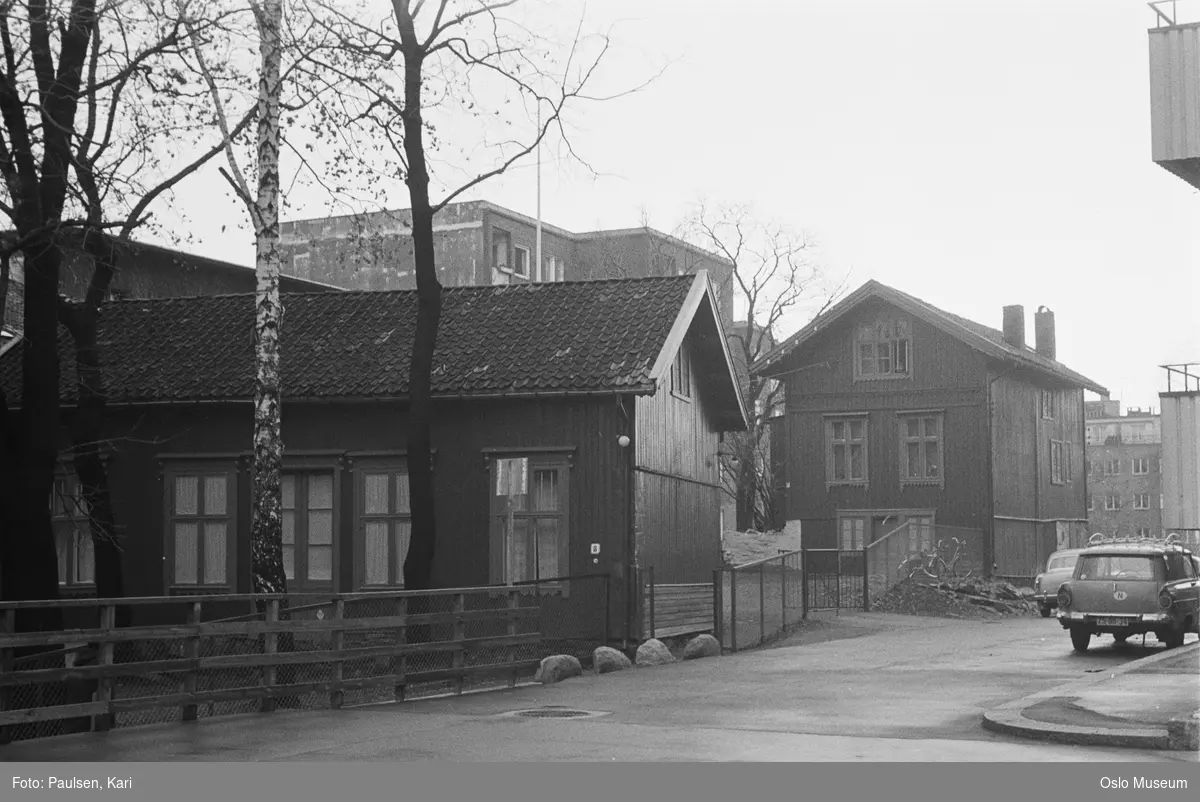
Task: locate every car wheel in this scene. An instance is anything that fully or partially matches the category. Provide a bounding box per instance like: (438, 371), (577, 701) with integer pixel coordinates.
(1070, 628), (1091, 653)
(1040, 605), (1052, 618)
(1112, 633), (1129, 644)
(1161, 629), (1185, 649)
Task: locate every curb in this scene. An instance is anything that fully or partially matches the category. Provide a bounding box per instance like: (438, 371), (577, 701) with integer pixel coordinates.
(981, 641), (1199, 751)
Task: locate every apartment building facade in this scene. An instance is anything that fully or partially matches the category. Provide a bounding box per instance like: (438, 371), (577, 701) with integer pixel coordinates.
(1084, 399), (1163, 537)
(278, 200), (736, 325)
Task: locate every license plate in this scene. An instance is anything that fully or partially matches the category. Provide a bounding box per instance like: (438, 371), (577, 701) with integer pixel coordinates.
(1096, 617), (1128, 627)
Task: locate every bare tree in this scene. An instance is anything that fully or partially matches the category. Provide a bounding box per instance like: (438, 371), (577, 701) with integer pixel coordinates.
(299, 0), (645, 591)
(682, 203), (844, 531)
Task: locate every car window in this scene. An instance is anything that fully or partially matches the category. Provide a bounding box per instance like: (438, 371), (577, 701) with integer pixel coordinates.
(1077, 555), (1157, 581)
(1165, 553), (1188, 581)
(1047, 555), (1076, 571)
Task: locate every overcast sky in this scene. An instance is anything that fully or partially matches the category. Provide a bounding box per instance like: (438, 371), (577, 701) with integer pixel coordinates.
(177, 0), (1199, 412)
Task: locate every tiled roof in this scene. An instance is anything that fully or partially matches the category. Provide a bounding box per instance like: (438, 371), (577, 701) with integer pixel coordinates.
(0, 276), (701, 405)
(753, 280), (1108, 395)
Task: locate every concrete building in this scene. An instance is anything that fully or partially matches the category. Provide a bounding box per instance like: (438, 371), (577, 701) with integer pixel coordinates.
(1160, 363), (1200, 546)
(1084, 400), (1163, 538)
(278, 200), (735, 325)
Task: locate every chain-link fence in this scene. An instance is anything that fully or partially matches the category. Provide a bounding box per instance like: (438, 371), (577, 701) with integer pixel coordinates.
(1, 576), (612, 744)
(715, 551), (804, 652)
(866, 522), (987, 603)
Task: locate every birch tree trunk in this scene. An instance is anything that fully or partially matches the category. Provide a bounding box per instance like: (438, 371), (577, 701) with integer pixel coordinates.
(249, 0), (287, 594)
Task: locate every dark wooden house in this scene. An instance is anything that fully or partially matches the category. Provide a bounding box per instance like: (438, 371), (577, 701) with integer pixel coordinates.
(1, 273), (745, 640)
(753, 280), (1108, 578)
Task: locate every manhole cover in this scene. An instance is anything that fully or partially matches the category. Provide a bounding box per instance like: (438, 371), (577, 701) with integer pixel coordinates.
(516, 709), (591, 718)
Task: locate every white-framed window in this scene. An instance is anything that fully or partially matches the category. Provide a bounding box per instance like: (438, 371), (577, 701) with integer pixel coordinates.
(899, 412), (942, 485)
(1136, 527), (1151, 538)
(541, 255), (564, 282)
(1049, 440), (1064, 485)
(839, 516), (866, 551)
(292, 252), (311, 276)
(513, 245), (531, 278)
(1131, 457), (1149, 475)
(355, 461), (411, 588)
(906, 514), (934, 554)
(491, 228), (511, 271)
(1134, 493), (1150, 510)
(1105, 459), (1121, 476)
(670, 344), (691, 399)
(826, 416), (868, 486)
(52, 473), (94, 587)
(282, 471), (336, 589)
(489, 454), (570, 585)
(854, 320), (911, 380)
(164, 465), (237, 588)
(1040, 390), (1059, 420)
(1104, 494), (1120, 511)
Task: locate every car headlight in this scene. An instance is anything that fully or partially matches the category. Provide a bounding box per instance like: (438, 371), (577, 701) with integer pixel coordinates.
(1057, 587), (1071, 609)
(1158, 589), (1173, 610)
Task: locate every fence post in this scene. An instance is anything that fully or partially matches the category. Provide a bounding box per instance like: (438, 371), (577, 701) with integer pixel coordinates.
(862, 547), (870, 611)
(330, 599), (345, 710)
(1, 608), (14, 744)
(94, 604), (116, 732)
(781, 556), (787, 632)
(730, 568), (738, 653)
(603, 574), (612, 646)
(452, 593), (466, 696)
(182, 601), (201, 722)
(759, 561), (766, 645)
(506, 589), (518, 687)
(712, 569), (723, 651)
(801, 549), (808, 620)
(394, 596), (407, 702)
(648, 566), (655, 639)
(260, 600), (279, 714)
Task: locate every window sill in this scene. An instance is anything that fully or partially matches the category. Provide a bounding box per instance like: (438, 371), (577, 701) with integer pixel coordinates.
(826, 481), (868, 490)
(670, 390), (692, 403)
(900, 479), (943, 488)
(853, 374), (911, 382)
(496, 266), (530, 280)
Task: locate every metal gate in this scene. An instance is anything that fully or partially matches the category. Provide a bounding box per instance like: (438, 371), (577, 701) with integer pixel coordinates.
(804, 548), (868, 611)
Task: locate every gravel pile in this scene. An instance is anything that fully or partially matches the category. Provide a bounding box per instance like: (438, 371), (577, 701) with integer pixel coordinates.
(871, 577), (1040, 619)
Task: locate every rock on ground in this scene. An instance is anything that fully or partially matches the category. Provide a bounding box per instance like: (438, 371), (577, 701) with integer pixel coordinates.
(535, 654), (583, 684)
(635, 638), (676, 666)
(593, 646), (632, 674)
(683, 634), (721, 660)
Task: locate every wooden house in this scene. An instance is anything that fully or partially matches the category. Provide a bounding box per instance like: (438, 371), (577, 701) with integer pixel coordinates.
(752, 280), (1108, 579)
(0, 273), (746, 640)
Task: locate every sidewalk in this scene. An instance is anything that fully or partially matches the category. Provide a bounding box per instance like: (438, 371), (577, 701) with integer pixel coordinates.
(982, 640), (1199, 751)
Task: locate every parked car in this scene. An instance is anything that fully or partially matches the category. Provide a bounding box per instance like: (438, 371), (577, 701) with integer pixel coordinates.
(1056, 536), (1200, 652)
(1033, 548), (1084, 618)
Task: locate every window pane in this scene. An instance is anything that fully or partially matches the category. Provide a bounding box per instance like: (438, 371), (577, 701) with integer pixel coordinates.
(895, 339), (909, 373)
(395, 473), (411, 514)
(876, 343), (891, 374)
(926, 442), (940, 477)
(364, 474), (389, 515)
(283, 545), (295, 580)
(55, 526), (68, 584)
(858, 344), (875, 374)
(536, 518), (560, 580)
(364, 522), (389, 585)
(175, 476), (199, 516)
(51, 478), (67, 516)
(203, 475), (226, 516)
(308, 510), (333, 545)
(77, 531), (94, 584)
(308, 545), (333, 581)
(496, 458), (528, 498)
(394, 521), (411, 587)
(907, 442), (921, 477)
(906, 418), (919, 438)
(531, 469), (559, 512)
(509, 518), (532, 583)
(175, 522), (198, 584)
(833, 445), (846, 480)
(308, 473), (333, 509)
(850, 444), (863, 479)
(203, 522), (227, 584)
(282, 474), (296, 510)
(849, 420), (864, 440)
(282, 509), (295, 545)
(832, 421), (844, 441)
(923, 417), (938, 437)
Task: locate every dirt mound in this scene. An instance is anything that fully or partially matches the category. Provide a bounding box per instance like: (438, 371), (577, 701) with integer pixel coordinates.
(871, 577), (1040, 619)
(723, 529), (801, 567)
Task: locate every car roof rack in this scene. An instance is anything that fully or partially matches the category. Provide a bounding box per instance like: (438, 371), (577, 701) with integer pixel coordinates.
(1087, 532), (1183, 547)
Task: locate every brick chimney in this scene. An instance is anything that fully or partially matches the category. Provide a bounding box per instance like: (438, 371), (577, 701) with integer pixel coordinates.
(1034, 305), (1056, 361)
(1002, 305), (1025, 349)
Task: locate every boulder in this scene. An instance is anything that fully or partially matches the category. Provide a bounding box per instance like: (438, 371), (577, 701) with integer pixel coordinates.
(682, 634), (721, 660)
(534, 654), (583, 684)
(593, 646), (632, 674)
(635, 638), (675, 666)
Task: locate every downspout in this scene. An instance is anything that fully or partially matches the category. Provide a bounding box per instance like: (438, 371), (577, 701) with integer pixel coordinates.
(987, 363), (1019, 577)
(620, 394), (636, 650)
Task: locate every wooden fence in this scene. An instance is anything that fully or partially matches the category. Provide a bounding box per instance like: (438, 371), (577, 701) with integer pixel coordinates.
(642, 569), (715, 640)
(0, 588), (541, 741)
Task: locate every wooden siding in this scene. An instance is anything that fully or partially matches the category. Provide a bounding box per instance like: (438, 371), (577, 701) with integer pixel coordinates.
(1149, 23), (1200, 186)
(79, 397), (634, 639)
(643, 583), (714, 639)
(1162, 392), (1200, 529)
(634, 470), (721, 585)
(634, 336), (720, 485)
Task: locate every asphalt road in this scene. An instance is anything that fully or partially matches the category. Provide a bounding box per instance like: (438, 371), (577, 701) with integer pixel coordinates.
(4, 612), (1194, 762)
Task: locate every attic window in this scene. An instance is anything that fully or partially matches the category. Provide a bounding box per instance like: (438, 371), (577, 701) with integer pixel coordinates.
(855, 320), (910, 381)
(670, 345), (691, 400)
